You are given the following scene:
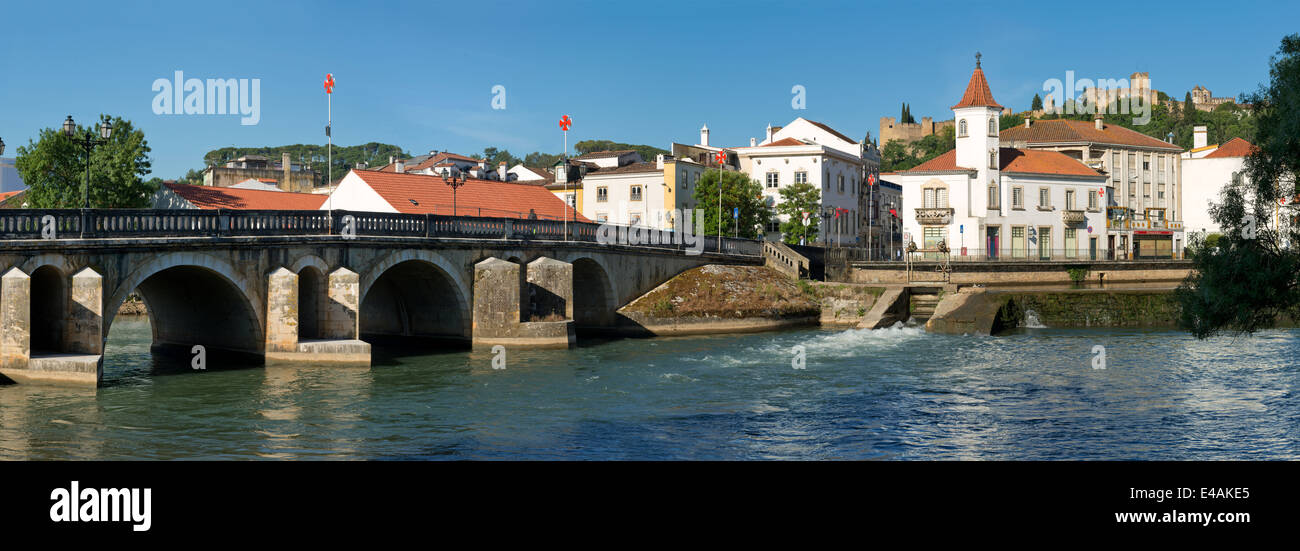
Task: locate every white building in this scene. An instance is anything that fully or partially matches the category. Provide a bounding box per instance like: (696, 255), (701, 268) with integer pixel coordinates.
(893, 58), (1111, 260)
(1180, 126), (1256, 235)
(569, 150), (706, 229)
(723, 118), (878, 246)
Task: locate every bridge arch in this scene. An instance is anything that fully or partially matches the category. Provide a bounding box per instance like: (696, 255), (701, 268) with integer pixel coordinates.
(360, 249), (471, 344)
(561, 254), (618, 329)
(106, 252), (264, 356)
(289, 255), (331, 340)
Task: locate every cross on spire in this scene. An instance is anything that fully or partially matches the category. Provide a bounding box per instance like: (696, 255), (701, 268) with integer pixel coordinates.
(975, 52), (982, 68)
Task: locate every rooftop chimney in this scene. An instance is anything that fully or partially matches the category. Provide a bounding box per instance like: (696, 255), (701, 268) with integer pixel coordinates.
(1025, 118), (1032, 128)
(765, 123), (773, 143)
(750, 137), (757, 147)
(700, 124), (710, 147)
(498, 162), (507, 181)
(656, 154), (665, 170)
(1193, 125), (1208, 149)
(1094, 115), (1104, 131)
(395, 160), (405, 173)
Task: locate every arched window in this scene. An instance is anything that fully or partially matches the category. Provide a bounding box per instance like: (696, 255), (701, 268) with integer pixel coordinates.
(989, 150), (998, 169)
(988, 117), (998, 136)
(958, 119), (968, 137)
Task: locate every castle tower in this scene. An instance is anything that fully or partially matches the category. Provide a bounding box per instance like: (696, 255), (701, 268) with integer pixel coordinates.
(952, 52), (1003, 210)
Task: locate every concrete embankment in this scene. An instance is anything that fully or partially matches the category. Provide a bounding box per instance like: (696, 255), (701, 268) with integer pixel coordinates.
(618, 265), (886, 336)
(925, 287), (1183, 335)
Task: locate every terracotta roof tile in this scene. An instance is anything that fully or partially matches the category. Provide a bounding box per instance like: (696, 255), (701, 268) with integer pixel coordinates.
(574, 149), (637, 160)
(951, 66), (1003, 110)
(1203, 137), (1258, 159)
(999, 119), (1183, 151)
(348, 169), (588, 221)
(902, 150), (971, 173)
(760, 137), (808, 147)
(164, 183), (327, 210)
(999, 148), (1103, 177)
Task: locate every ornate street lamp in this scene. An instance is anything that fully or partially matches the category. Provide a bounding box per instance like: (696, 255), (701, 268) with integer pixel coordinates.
(820, 206), (834, 247)
(62, 115), (113, 209)
(0, 136), (6, 157)
(442, 169), (467, 216)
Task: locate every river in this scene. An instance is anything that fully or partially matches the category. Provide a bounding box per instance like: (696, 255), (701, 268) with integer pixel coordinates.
(1, 316), (1297, 460)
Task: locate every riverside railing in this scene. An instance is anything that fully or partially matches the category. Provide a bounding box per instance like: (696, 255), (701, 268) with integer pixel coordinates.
(0, 209), (763, 257)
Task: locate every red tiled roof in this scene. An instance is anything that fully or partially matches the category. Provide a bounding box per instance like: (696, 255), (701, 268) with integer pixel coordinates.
(903, 150), (971, 173)
(0, 190), (22, 202)
(999, 148), (1103, 177)
(760, 137), (807, 147)
(902, 148), (1102, 177)
(951, 66), (1003, 110)
(999, 119), (1182, 150)
(164, 182), (327, 210)
(348, 169), (589, 222)
(1203, 137), (1257, 159)
(377, 151), (482, 172)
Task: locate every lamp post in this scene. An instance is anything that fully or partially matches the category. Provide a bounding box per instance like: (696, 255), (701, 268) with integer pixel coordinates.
(820, 207), (833, 247)
(0, 136), (5, 157)
(442, 170), (467, 216)
(62, 115), (113, 209)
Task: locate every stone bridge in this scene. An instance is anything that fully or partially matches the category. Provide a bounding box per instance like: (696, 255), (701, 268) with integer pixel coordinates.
(0, 209), (763, 386)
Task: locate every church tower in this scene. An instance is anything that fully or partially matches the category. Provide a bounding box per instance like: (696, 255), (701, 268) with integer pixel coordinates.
(952, 53), (1003, 211)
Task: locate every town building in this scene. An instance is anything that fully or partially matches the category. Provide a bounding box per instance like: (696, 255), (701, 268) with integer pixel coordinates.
(1180, 127), (1257, 235)
(866, 177), (905, 259)
(999, 115), (1186, 258)
(727, 118), (880, 246)
(326, 168), (586, 221)
(202, 153), (320, 192)
(1187, 85), (1236, 112)
(152, 182), (327, 210)
(894, 57), (1112, 260)
(376, 151), (512, 181)
(547, 149), (706, 229)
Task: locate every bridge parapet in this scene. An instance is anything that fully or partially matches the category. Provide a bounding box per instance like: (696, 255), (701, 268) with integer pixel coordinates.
(0, 209), (764, 258)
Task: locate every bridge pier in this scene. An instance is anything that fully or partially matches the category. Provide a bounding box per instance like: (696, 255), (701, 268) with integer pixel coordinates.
(0, 267), (103, 386)
(264, 266), (370, 366)
(471, 257), (574, 349)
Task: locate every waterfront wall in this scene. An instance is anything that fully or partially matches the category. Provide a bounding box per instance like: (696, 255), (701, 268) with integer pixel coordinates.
(850, 260), (1192, 288)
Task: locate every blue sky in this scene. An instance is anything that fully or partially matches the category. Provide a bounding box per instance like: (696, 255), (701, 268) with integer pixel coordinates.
(1, 0), (1296, 179)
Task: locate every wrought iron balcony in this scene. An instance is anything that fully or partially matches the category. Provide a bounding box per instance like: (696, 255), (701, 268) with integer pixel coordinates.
(1061, 209), (1087, 225)
(915, 207), (953, 225)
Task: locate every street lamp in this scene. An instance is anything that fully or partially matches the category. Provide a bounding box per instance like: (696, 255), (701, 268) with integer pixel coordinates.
(62, 115), (113, 209)
(820, 206), (833, 247)
(0, 136), (6, 157)
(442, 169), (467, 216)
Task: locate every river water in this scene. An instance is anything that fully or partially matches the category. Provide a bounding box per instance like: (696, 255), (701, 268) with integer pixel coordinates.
(1, 316), (1297, 460)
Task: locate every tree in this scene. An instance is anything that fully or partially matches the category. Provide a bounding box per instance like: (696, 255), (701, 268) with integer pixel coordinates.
(15, 115), (156, 208)
(1183, 91), (1196, 120)
(573, 140), (668, 162)
(523, 151), (563, 168)
(1175, 34), (1300, 338)
(775, 181), (821, 245)
(691, 169), (772, 239)
(481, 147), (520, 168)
(1031, 93), (1043, 111)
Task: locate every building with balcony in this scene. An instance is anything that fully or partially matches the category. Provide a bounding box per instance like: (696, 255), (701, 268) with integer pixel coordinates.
(999, 111), (1186, 258)
(894, 56), (1112, 260)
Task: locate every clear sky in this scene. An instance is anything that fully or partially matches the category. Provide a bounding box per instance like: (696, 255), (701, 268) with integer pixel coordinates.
(1, 0), (1296, 179)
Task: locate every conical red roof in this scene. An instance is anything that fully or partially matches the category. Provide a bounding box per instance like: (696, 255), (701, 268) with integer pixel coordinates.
(951, 65), (1003, 110)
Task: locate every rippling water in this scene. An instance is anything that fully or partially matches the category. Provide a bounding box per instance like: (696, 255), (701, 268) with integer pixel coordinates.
(1, 316), (1297, 460)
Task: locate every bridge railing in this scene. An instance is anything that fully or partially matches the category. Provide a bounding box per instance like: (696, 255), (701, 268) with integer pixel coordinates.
(0, 209), (762, 257)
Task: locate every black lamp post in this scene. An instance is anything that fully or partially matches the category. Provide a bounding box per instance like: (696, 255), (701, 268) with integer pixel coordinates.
(820, 206), (834, 247)
(442, 169), (467, 216)
(62, 115), (113, 209)
(0, 136), (6, 157)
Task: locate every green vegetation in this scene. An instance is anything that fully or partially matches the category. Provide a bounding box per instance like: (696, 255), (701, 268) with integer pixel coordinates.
(15, 115), (158, 208)
(574, 140), (668, 163)
(1176, 34), (1300, 338)
(691, 169), (773, 239)
(775, 181), (821, 244)
(881, 126), (955, 172)
(198, 142), (408, 185)
(1066, 266), (1091, 285)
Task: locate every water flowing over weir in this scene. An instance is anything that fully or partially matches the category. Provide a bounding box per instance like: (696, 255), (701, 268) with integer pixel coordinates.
(3, 319), (1298, 460)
